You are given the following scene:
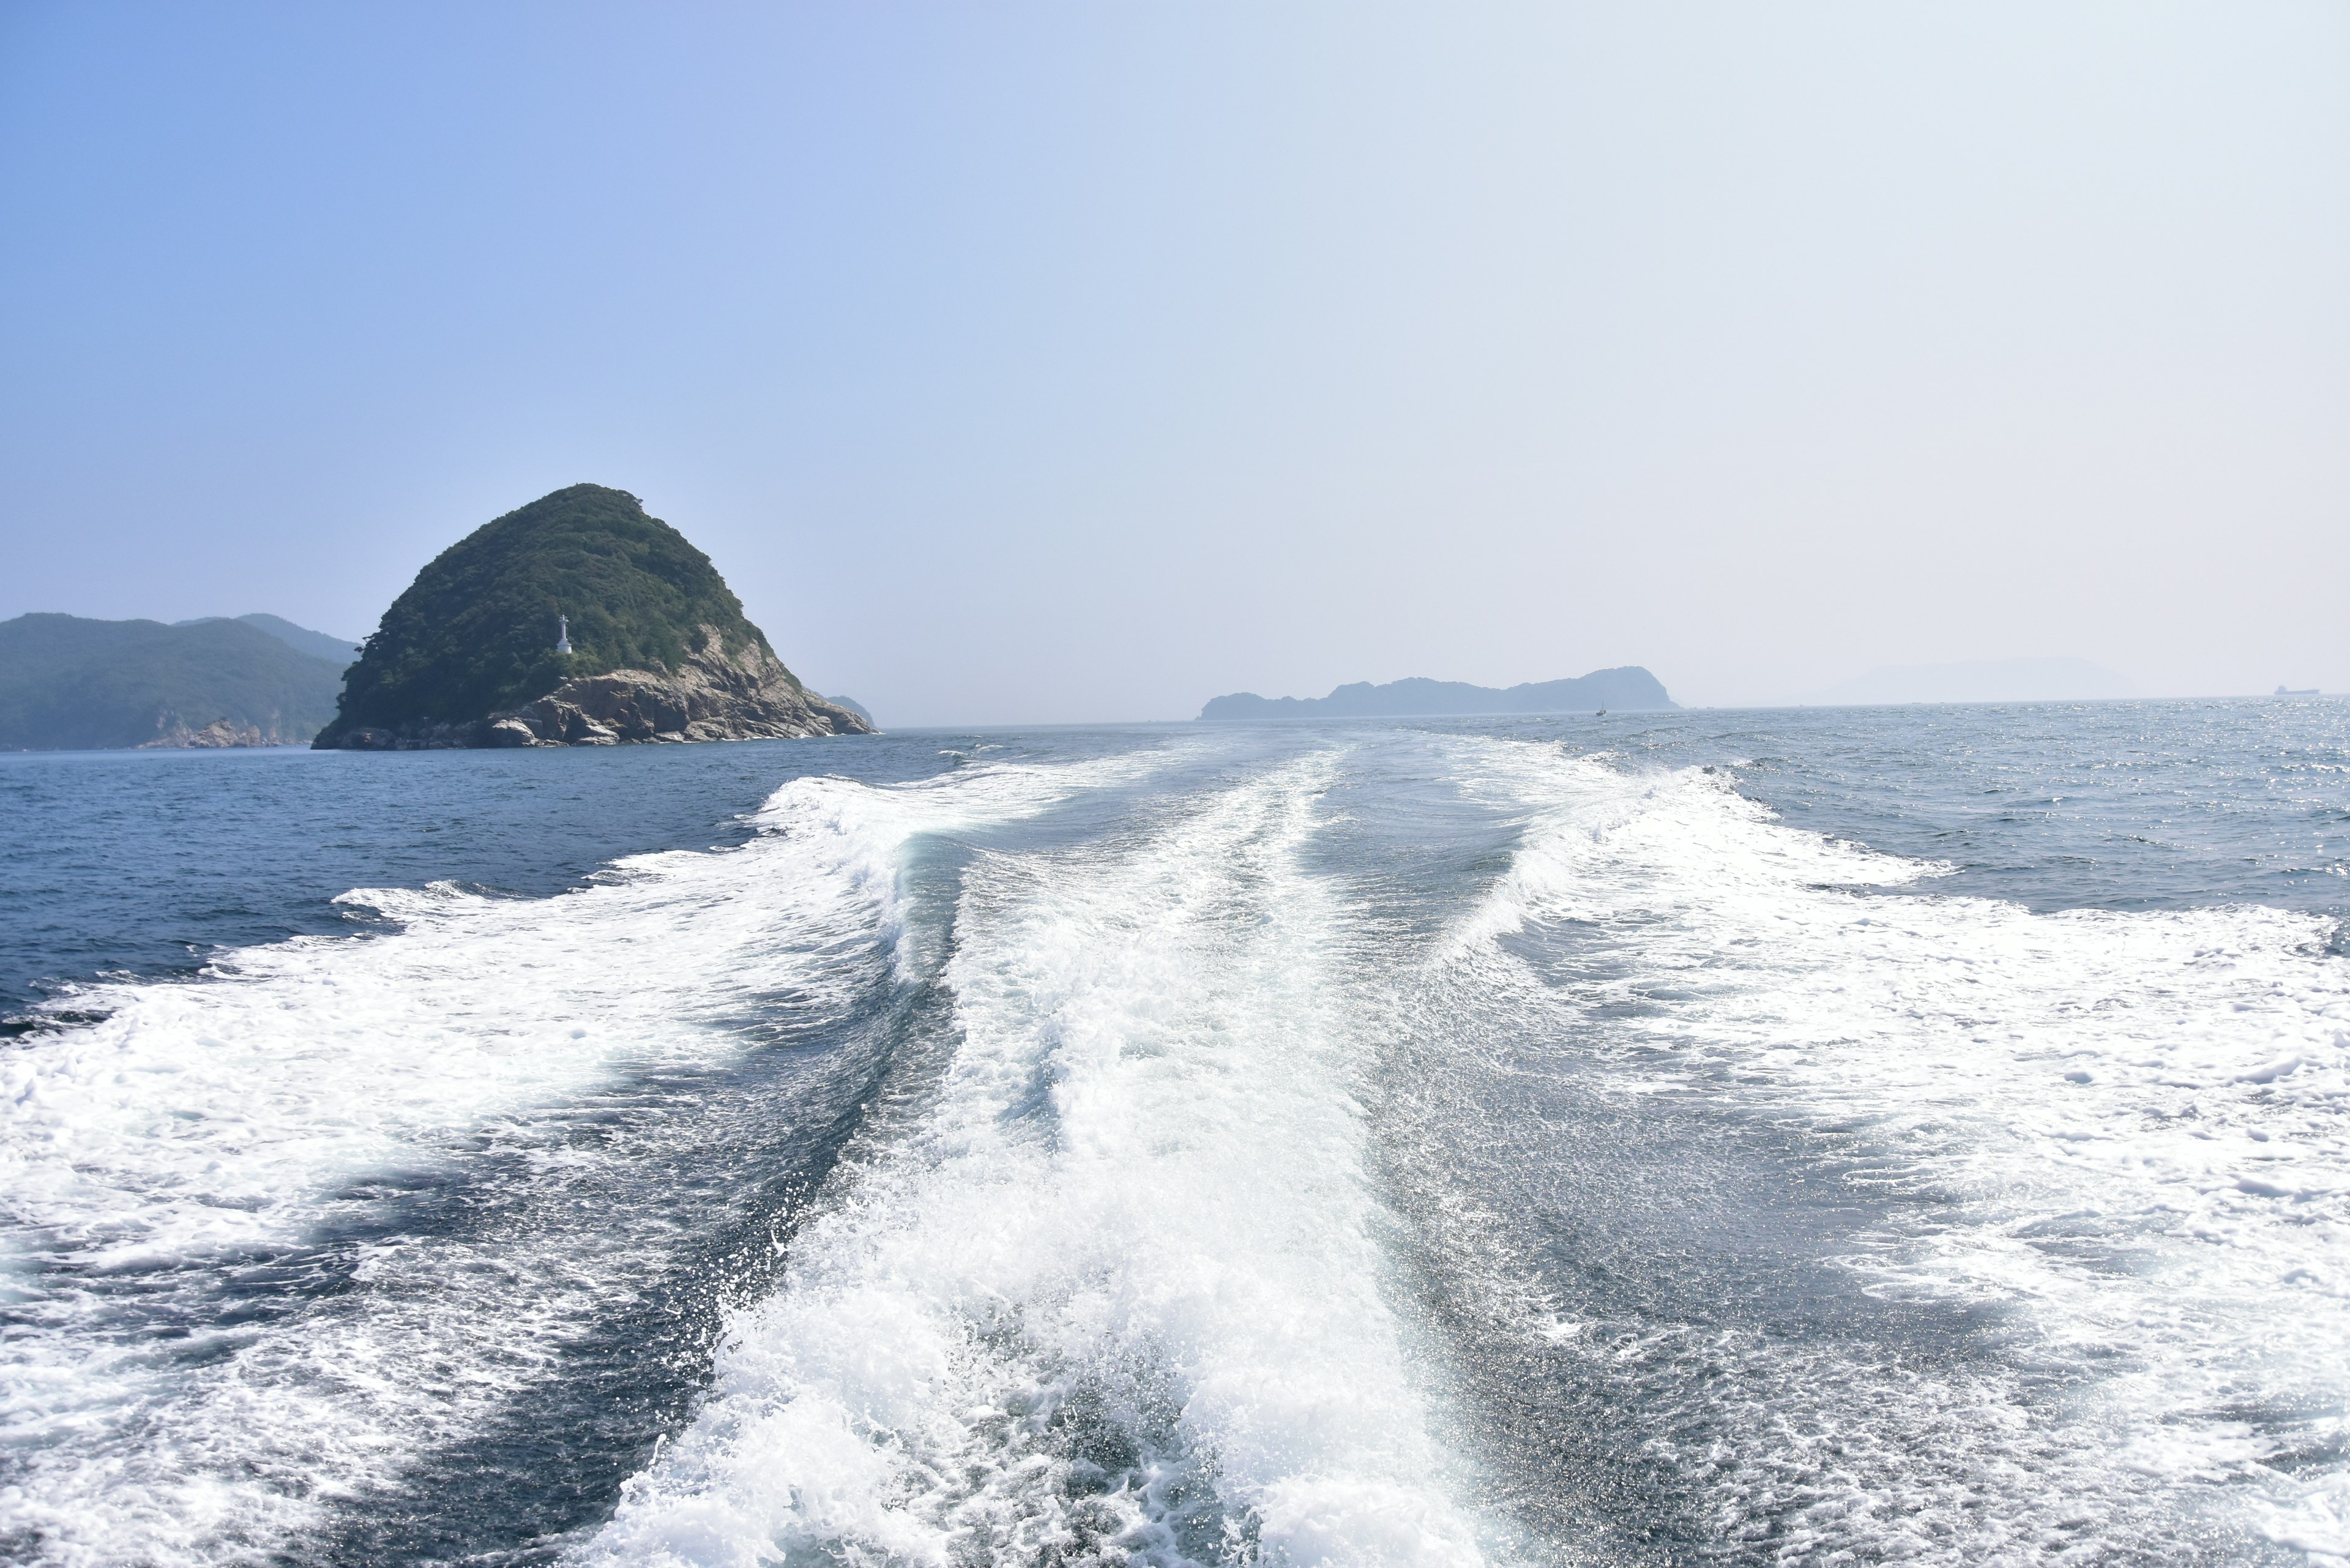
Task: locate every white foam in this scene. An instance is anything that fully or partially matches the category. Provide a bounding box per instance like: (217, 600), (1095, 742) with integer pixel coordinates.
(581, 755), (1488, 1568)
(0, 753), (1149, 1567)
(1419, 739), (2350, 1560)
(24, 728), (2338, 1563)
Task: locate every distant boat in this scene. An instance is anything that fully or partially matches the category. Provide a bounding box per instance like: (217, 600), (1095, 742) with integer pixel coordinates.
(2276, 685), (2320, 696)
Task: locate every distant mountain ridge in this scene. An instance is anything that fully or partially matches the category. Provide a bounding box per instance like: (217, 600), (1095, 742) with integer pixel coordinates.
(1200, 668), (1675, 720)
(0, 613), (346, 749)
(176, 613), (360, 667)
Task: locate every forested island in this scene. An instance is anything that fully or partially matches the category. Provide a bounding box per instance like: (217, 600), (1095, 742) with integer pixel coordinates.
(316, 483), (871, 749)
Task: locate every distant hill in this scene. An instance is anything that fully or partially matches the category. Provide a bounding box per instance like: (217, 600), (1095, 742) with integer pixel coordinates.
(316, 483), (870, 748)
(827, 694), (874, 725)
(177, 613), (360, 667)
(1200, 668), (1676, 720)
(0, 614), (346, 749)
(1802, 657), (2136, 706)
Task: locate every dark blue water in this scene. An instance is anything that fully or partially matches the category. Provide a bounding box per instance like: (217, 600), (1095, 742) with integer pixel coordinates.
(2, 698), (2345, 1567)
(1464, 696), (2350, 919)
(10, 701), (2339, 1029)
(0, 733), (1032, 1021)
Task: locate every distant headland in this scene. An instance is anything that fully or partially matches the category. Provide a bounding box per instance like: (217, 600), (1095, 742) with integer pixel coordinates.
(0, 612), (353, 750)
(1199, 668), (1675, 721)
(315, 483), (871, 749)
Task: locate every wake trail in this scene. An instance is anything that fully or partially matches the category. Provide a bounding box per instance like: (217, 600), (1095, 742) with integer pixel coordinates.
(0, 752), (1151, 1568)
(582, 752), (1490, 1568)
(1371, 737), (2350, 1566)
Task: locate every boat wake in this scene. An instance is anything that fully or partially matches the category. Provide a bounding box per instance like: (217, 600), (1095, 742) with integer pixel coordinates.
(584, 753), (1482, 1567)
(3, 730), (2346, 1566)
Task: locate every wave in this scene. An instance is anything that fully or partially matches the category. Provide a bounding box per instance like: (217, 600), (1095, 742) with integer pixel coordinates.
(0, 753), (1148, 1567)
(1381, 740), (2350, 1562)
(580, 753), (1488, 1568)
(575, 752), (1475, 1561)
(11, 727), (2346, 1566)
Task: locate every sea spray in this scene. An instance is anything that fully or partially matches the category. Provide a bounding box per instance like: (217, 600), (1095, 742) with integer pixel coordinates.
(0, 753), (1158, 1567)
(1370, 738), (2350, 1563)
(583, 754), (1489, 1567)
(3, 708), (2346, 1566)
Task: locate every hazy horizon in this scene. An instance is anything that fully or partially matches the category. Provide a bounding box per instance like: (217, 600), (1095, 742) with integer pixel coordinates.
(4, 4), (2343, 725)
(10, 604), (2278, 718)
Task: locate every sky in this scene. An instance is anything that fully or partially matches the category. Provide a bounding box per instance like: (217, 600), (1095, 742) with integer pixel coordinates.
(2, 3), (2344, 722)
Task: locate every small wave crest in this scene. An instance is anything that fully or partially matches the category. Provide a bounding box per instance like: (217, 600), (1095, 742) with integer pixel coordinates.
(1398, 737), (2350, 1561)
(0, 754), (1135, 1567)
(583, 756), (1488, 1568)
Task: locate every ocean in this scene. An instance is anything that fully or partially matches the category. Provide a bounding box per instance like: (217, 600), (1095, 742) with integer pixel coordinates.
(2, 700), (2345, 1566)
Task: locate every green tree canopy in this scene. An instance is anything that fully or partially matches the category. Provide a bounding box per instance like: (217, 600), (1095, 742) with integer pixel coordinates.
(324, 485), (785, 737)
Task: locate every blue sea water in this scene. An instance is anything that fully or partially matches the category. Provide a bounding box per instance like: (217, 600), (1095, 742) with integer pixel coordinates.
(1, 699), (2345, 1566)
(0, 738), (959, 1022)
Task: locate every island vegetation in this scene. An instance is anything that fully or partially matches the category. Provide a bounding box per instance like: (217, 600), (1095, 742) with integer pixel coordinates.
(315, 483), (869, 749)
(0, 613), (348, 749)
(174, 613), (359, 666)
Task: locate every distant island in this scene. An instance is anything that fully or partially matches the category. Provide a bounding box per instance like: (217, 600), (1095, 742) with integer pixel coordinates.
(0, 612), (352, 750)
(315, 483), (872, 749)
(1199, 668), (1675, 720)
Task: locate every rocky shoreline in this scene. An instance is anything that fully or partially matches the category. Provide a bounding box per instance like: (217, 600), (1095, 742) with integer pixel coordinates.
(138, 717), (297, 749)
(319, 629), (870, 750)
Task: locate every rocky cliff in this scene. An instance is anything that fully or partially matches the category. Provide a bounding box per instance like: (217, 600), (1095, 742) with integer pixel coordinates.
(315, 484), (872, 749)
(332, 625), (864, 749)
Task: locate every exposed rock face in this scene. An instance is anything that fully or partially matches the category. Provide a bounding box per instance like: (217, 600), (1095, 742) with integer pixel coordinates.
(313, 485), (873, 752)
(138, 716), (283, 749)
(328, 627), (870, 750)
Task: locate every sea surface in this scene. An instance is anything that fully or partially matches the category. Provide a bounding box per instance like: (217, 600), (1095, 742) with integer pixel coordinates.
(2, 700), (2346, 1567)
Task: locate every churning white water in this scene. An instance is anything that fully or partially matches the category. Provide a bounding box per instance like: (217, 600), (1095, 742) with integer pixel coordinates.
(0, 753), (1154, 1566)
(1375, 740), (2350, 1566)
(3, 707), (2347, 1566)
(583, 755), (1483, 1567)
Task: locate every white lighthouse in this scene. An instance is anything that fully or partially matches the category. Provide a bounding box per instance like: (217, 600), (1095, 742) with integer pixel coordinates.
(554, 614), (572, 654)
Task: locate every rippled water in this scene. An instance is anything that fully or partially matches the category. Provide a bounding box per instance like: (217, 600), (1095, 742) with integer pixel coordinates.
(2, 699), (2345, 1566)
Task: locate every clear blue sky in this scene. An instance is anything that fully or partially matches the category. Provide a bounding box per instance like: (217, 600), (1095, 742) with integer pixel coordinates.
(3, 3), (2344, 720)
